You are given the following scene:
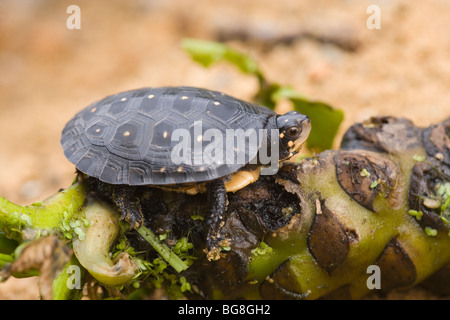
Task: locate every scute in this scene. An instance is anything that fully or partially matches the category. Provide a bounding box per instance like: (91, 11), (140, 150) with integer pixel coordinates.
(61, 86), (276, 185)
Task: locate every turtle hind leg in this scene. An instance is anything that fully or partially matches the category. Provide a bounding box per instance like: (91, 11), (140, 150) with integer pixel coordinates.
(112, 185), (144, 229)
(205, 179), (229, 258)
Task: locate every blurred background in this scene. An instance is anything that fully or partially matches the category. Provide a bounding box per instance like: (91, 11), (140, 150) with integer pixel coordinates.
(0, 0), (449, 298)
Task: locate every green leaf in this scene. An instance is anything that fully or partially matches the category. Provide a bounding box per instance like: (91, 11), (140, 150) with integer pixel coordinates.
(254, 83), (280, 110)
(182, 39), (344, 149)
(182, 38), (263, 78)
(273, 86), (344, 151)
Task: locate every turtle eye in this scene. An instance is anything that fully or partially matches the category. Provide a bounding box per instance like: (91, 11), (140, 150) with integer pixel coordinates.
(286, 126), (300, 138)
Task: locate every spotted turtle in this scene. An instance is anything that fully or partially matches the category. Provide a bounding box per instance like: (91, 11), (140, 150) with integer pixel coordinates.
(61, 86), (310, 252)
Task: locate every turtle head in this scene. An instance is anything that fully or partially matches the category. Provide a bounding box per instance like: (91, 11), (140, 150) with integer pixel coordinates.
(276, 111), (311, 160)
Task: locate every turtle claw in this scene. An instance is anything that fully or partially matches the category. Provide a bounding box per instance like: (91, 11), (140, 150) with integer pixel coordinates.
(205, 237), (231, 261)
(120, 210), (142, 229)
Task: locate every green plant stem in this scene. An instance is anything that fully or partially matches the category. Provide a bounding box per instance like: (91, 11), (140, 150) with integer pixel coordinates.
(136, 225), (188, 273)
(0, 231), (18, 254)
(0, 252), (14, 269)
(52, 255), (86, 300)
(0, 182), (189, 286)
(0, 183), (86, 241)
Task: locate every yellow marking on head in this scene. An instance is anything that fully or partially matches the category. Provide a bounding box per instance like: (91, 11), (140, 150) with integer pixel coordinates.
(279, 132), (284, 139)
(289, 130), (310, 154)
(287, 140), (294, 147)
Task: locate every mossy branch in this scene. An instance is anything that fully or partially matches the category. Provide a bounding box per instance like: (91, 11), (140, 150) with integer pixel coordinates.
(0, 183), (86, 241)
(1, 117), (449, 300)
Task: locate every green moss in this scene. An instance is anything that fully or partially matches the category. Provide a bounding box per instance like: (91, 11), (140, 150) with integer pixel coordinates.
(408, 210), (423, 221)
(425, 227), (438, 237)
(413, 154), (426, 162)
(251, 242), (273, 257)
(360, 168), (371, 177)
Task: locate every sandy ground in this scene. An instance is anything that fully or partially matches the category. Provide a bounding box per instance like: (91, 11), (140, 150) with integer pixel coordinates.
(0, 0), (448, 299)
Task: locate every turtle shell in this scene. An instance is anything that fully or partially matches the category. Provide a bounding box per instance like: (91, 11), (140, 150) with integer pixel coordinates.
(61, 86), (276, 185)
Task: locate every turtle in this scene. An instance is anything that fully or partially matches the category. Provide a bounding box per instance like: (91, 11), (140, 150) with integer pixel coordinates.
(61, 86), (311, 253)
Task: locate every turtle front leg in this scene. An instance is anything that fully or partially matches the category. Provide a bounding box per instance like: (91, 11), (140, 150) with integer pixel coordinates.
(112, 185), (144, 229)
(205, 179), (229, 258)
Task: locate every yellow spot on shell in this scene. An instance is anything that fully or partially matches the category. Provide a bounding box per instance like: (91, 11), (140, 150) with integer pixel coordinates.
(148, 94), (154, 99)
(123, 131), (130, 136)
